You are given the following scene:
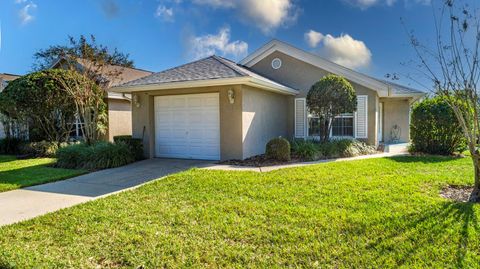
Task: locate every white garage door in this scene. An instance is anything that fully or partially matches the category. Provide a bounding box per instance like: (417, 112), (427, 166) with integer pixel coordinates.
(154, 93), (220, 160)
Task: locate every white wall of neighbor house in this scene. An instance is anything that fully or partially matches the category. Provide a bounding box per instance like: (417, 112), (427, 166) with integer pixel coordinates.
(241, 85), (289, 159)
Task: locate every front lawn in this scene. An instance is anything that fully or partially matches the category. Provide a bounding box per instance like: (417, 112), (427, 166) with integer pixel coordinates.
(0, 155), (86, 193)
(0, 155), (479, 268)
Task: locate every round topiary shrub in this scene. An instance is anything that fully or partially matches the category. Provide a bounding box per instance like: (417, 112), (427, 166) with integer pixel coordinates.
(410, 96), (466, 155)
(266, 137), (291, 161)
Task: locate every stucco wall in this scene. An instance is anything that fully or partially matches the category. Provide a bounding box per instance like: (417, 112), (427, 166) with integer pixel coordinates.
(107, 99), (132, 141)
(242, 85), (289, 159)
(382, 98), (410, 143)
(250, 51), (379, 145)
(131, 85), (244, 160)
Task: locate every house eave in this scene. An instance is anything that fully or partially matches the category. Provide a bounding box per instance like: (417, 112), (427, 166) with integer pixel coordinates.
(111, 77), (299, 95)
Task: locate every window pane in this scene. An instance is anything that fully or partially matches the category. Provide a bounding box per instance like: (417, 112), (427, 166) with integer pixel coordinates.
(332, 117), (354, 137)
(308, 117), (321, 137)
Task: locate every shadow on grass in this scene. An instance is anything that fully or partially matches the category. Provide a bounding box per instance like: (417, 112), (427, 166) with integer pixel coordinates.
(363, 201), (479, 268)
(386, 155), (461, 164)
(0, 155), (17, 164)
(0, 163), (84, 191)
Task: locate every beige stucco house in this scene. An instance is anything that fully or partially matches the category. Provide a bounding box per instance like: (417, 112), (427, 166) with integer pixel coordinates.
(112, 40), (425, 161)
(51, 59), (153, 141)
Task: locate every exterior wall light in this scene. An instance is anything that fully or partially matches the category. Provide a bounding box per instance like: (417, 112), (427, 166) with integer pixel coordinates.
(227, 89), (235, 104)
(133, 94), (141, 108)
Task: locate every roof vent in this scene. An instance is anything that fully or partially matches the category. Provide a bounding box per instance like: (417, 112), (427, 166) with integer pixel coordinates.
(271, 58), (282, 70)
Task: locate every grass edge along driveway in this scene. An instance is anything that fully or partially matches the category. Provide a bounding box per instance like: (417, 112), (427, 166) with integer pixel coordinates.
(0, 155), (479, 268)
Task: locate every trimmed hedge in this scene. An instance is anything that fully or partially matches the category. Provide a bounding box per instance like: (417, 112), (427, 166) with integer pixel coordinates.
(266, 137), (291, 161)
(56, 142), (134, 170)
(113, 135), (144, 161)
(410, 96), (466, 155)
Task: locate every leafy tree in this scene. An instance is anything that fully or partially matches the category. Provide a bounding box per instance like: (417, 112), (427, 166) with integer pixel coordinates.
(33, 35), (133, 144)
(50, 71), (107, 145)
(34, 35), (134, 79)
(307, 75), (357, 142)
(0, 70), (77, 143)
(410, 96), (467, 155)
(406, 0), (480, 201)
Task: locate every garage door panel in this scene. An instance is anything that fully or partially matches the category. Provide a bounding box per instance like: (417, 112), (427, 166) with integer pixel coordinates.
(154, 93), (220, 160)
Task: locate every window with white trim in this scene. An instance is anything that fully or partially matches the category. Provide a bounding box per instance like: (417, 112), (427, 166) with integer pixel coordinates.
(69, 116), (85, 139)
(331, 113), (354, 137)
(307, 113), (354, 138)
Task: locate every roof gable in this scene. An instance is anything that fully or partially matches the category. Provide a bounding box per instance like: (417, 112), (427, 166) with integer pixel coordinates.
(240, 40), (425, 98)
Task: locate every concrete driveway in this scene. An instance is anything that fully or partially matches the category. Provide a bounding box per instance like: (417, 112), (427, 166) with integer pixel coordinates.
(0, 158), (212, 226)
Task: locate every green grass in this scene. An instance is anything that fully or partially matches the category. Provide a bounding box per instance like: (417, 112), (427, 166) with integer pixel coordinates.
(0, 155), (479, 268)
(0, 155), (86, 193)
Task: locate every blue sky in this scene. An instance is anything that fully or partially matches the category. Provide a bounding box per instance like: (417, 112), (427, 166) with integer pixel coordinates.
(0, 0), (465, 90)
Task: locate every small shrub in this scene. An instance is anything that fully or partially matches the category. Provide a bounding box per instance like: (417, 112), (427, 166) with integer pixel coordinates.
(266, 137), (291, 161)
(410, 96), (466, 155)
(21, 141), (59, 157)
(113, 135), (144, 160)
(91, 142), (135, 169)
(0, 137), (23, 154)
(56, 142), (135, 170)
(56, 143), (92, 169)
(291, 139), (319, 161)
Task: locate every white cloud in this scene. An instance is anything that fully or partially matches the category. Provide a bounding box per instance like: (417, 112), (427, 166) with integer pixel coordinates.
(192, 0), (235, 8)
(155, 5), (174, 22)
(192, 0), (299, 34)
(305, 31), (372, 69)
(304, 30), (324, 48)
(342, 0), (430, 9)
(18, 2), (37, 25)
(188, 27), (248, 60)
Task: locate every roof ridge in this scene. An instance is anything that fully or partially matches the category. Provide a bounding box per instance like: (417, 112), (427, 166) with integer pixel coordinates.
(211, 55), (248, 77)
(148, 55), (217, 76)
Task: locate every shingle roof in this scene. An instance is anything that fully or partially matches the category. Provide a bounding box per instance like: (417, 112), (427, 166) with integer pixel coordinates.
(120, 55), (289, 89)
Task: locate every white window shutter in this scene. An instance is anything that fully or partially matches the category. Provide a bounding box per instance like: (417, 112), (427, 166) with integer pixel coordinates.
(295, 98), (307, 138)
(355, 95), (368, 139)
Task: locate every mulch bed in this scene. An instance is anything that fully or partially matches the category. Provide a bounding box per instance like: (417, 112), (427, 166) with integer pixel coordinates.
(440, 185), (474, 202)
(219, 154), (304, 167)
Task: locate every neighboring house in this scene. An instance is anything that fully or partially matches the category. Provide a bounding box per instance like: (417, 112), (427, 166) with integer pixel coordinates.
(0, 73), (21, 139)
(51, 59), (153, 141)
(113, 40), (425, 161)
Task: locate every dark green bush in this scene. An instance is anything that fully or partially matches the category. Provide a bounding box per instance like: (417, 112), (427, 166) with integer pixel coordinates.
(291, 139), (318, 161)
(56, 143), (92, 169)
(56, 142), (134, 170)
(318, 139), (377, 158)
(91, 142), (135, 169)
(21, 141), (59, 157)
(0, 137), (23, 154)
(266, 137), (291, 161)
(113, 135), (144, 160)
(410, 96), (466, 155)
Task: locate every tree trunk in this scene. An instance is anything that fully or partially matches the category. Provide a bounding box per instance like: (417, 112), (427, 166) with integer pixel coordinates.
(470, 155), (480, 202)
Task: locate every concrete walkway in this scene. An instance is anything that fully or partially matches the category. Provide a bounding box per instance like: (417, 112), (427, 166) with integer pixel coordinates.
(205, 152), (408, 172)
(0, 159), (211, 226)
